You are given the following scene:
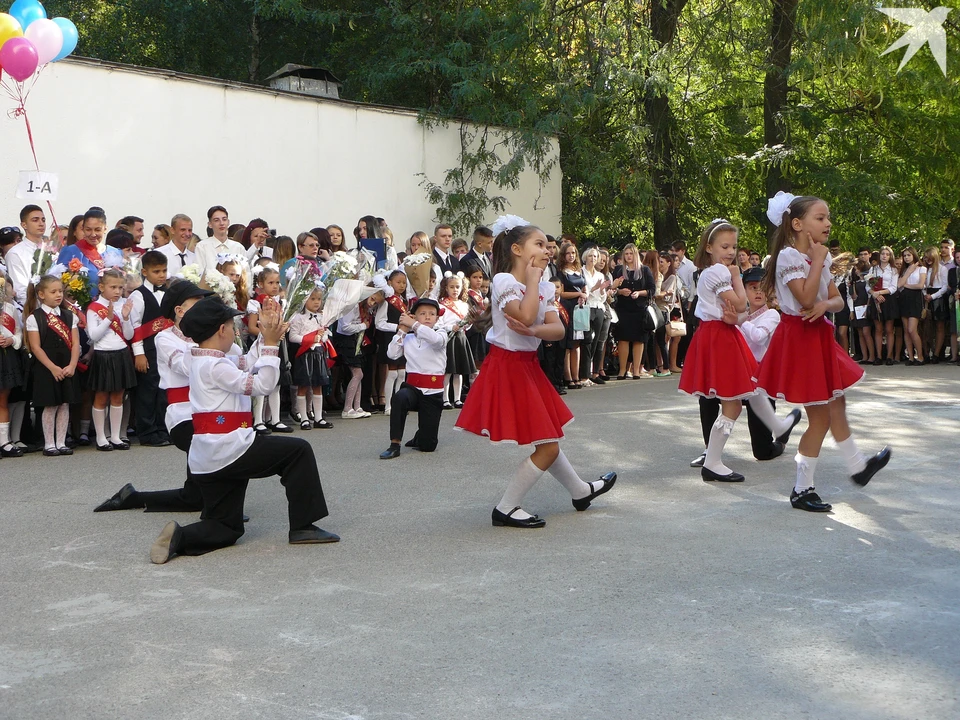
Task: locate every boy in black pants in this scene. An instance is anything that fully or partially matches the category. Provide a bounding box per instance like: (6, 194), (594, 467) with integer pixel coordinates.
(130, 251), (171, 446)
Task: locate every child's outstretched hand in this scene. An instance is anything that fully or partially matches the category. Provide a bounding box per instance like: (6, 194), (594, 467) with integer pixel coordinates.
(525, 256), (543, 287)
(721, 298), (739, 325)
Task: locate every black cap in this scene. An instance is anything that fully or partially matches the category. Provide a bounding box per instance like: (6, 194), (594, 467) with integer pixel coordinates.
(0, 226), (23, 245)
(411, 297), (444, 316)
(179, 296), (243, 343)
(742, 266), (765, 285)
(160, 280), (214, 321)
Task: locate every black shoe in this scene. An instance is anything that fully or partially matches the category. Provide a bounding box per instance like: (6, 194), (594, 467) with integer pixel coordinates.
(776, 408), (803, 445)
(300, 420), (312, 430)
(405, 436), (420, 448)
(1, 444), (24, 458)
(57, 446), (74, 456)
(140, 438), (172, 447)
(885, 357), (895, 366)
(254, 423), (272, 435)
(592, 376), (606, 385)
(701, 466), (745, 482)
(572, 472), (617, 511)
(289, 525), (340, 544)
(96, 442), (114, 452)
(243, 513), (250, 523)
(443, 401), (453, 409)
(76, 434), (91, 447)
(757, 441), (786, 461)
(150, 521), (183, 564)
(94, 483), (144, 512)
(110, 440), (131, 450)
(557, 386), (567, 395)
(790, 487), (832, 512)
(492, 507), (546, 528)
(267, 422), (294, 434)
(454, 400), (464, 408)
(42, 447), (60, 457)
(313, 419), (334, 429)
(690, 452), (706, 468)
(858, 359), (873, 365)
(851, 446), (892, 486)
(930, 355), (940, 365)
(380, 444), (401, 460)
(873, 359), (882, 366)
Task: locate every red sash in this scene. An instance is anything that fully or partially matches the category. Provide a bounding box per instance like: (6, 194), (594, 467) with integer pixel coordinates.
(66, 302), (86, 330)
(406, 372), (444, 389)
(77, 240), (105, 270)
(133, 317), (174, 343)
(441, 299), (466, 321)
(88, 302), (126, 340)
(167, 386), (190, 404)
(467, 289), (484, 307)
(46, 311), (73, 349)
(0, 311), (14, 336)
(387, 295), (408, 315)
(193, 412), (253, 434)
(555, 301), (570, 326)
(295, 329), (338, 366)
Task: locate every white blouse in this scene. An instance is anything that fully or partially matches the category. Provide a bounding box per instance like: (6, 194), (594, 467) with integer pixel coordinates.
(926, 265), (949, 299)
(25, 304), (74, 332)
(694, 264), (734, 322)
(485, 273), (556, 353)
(86, 299), (134, 351)
(387, 323), (447, 395)
(288, 311), (328, 347)
(868, 264), (899, 296)
(1, 302), (23, 350)
(583, 268), (607, 309)
(775, 247), (833, 317)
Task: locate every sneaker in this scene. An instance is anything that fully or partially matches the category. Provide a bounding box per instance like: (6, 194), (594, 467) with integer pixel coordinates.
(653, 370), (672, 377)
(359, 410), (372, 418)
(341, 409), (362, 419)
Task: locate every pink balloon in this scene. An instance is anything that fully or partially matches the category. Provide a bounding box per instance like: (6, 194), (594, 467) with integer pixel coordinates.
(0, 36), (38, 81)
(24, 17), (62, 66)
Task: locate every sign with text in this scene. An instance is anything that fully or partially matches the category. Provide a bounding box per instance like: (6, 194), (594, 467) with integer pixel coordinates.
(16, 171), (59, 201)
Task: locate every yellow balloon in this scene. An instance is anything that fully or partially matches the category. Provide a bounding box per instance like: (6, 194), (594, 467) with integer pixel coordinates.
(0, 13), (25, 49)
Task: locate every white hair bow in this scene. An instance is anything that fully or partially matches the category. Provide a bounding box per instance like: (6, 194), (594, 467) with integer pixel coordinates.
(490, 214), (530, 237)
(372, 271), (395, 298)
(766, 191), (797, 227)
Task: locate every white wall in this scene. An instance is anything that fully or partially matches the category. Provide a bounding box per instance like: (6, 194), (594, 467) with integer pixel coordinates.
(0, 58), (560, 242)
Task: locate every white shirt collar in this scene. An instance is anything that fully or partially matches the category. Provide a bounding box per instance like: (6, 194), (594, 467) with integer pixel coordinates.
(41, 303), (61, 316)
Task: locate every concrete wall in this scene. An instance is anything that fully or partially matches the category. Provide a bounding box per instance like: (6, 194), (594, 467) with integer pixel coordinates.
(0, 58), (560, 242)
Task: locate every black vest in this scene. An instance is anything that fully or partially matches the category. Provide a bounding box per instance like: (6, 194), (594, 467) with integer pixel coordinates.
(135, 284), (163, 353)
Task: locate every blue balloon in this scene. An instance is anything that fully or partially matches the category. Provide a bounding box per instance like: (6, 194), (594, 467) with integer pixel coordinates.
(51, 17), (77, 61)
(9, 0), (46, 31)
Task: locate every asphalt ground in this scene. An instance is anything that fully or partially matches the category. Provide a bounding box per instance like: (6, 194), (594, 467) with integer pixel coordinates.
(1, 363), (958, 719)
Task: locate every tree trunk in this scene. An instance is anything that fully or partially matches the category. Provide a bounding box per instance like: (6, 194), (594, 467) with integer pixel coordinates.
(642, 0), (687, 250)
(248, 9), (261, 83)
(764, 0), (798, 213)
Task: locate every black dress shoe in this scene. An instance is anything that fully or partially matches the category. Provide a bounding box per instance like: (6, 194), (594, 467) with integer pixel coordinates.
(380, 444), (401, 460)
(1, 444), (24, 458)
(757, 441), (786, 461)
(254, 423), (272, 435)
(57, 446), (74, 456)
(243, 514), (250, 523)
(557, 387), (567, 395)
(492, 507), (546, 528)
(96, 442), (114, 452)
(94, 483), (144, 512)
(110, 440), (131, 450)
(885, 357), (895, 366)
(790, 487), (832, 512)
(405, 435), (420, 448)
(701, 467), (745, 482)
(42, 448), (60, 457)
(873, 359), (882, 366)
(267, 422), (294, 434)
(851, 446), (892, 486)
(289, 525), (340, 544)
(150, 521), (184, 564)
(572, 472), (618, 511)
(690, 452), (706, 468)
(313, 419), (334, 429)
(776, 408), (803, 445)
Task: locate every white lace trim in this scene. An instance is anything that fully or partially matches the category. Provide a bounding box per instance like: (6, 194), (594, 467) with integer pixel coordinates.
(496, 288), (523, 311)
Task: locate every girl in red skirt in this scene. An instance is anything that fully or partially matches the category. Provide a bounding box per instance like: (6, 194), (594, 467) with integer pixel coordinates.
(757, 193), (891, 512)
(679, 219), (801, 482)
(455, 217), (616, 529)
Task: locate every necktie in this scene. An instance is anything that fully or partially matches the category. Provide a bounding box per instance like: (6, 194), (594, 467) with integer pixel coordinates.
(178, 253), (186, 267)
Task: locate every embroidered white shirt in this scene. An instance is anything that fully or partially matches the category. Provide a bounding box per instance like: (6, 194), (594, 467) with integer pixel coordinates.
(485, 273), (555, 352)
(738, 307), (780, 362)
(387, 323), (447, 394)
(775, 247), (834, 317)
(694, 264), (735, 322)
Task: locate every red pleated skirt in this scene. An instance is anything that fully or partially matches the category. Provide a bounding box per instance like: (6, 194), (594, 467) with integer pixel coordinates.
(678, 320), (758, 400)
(755, 314), (864, 405)
(455, 345), (574, 446)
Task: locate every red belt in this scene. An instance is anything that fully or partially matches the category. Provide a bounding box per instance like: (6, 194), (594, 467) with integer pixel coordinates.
(192, 412), (253, 434)
(167, 386), (189, 404)
(406, 372), (444, 389)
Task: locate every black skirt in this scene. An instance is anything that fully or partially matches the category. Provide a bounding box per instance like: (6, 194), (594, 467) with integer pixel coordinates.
(445, 330), (477, 375)
(613, 306), (650, 343)
(927, 291), (949, 322)
(293, 347), (331, 388)
(876, 292), (900, 321)
(898, 288), (923, 319)
(377, 330), (406, 366)
(333, 330), (364, 368)
(0, 346), (25, 390)
(86, 348), (138, 392)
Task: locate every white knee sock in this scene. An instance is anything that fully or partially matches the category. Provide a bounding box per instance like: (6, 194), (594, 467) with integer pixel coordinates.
(704, 415), (736, 475)
(55, 404), (69, 447)
(452, 375), (463, 403)
(385, 370), (398, 413)
(497, 458), (544, 520)
(92, 407), (108, 446)
(836, 436), (867, 475)
(547, 449), (591, 499)
(396, 369), (406, 388)
(311, 393), (323, 420)
(296, 396), (308, 423)
(0, 421), (10, 448)
(747, 395), (791, 437)
(253, 396), (264, 426)
(795, 453), (819, 493)
(109, 405), (124, 444)
(444, 374), (452, 402)
(269, 388), (281, 423)
(10, 401), (25, 442)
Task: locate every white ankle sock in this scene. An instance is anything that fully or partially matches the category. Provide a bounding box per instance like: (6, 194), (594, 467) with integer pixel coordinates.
(795, 453), (819, 493)
(109, 405), (124, 444)
(496, 458), (544, 520)
(704, 415), (736, 475)
(548, 449), (591, 499)
(747, 395), (790, 436)
(92, 407), (108, 446)
(296, 396), (308, 422)
(311, 393), (323, 420)
(836, 436), (867, 475)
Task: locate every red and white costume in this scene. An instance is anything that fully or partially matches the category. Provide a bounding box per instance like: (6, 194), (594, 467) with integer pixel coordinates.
(455, 272), (572, 446)
(756, 247), (863, 405)
(678, 264), (758, 400)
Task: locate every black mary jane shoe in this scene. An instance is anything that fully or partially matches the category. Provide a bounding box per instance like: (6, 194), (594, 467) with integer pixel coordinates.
(443, 401), (453, 410)
(379, 444), (401, 460)
(1, 443), (24, 458)
(94, 483), (144, 512)
(851, 446), (892, 486)
(591, 375), (606, 385)
(253, 423), (272, 435)
(701, 467), (745, 482)
(572, 471), (618, 511)
(776, 408), (803, 445)
(492, 507), (546, 528)
(790, 487), (832, 512)
(96, 442), (114, 452)
(454, 400), (464, 408)
(57, 446), (74, 456)
(300, 420), (312, 431)
(267, 422), (294, 434)
(111, 441), (131, 451)
(689, 452), (706, 468)
(42, 447), (61, 457)
(314, 419), (334, 429)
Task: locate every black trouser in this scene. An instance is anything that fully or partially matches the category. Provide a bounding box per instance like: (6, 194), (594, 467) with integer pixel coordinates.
(538, 342), (565, 389)
(699, 396), (778, 460)
(647, 323), (668, 370)
(178, 435), (328, 555)
(591, 311), (612, 374)
(390, 383), (443, 452)
(135, 347), (169, 443)
(139, 421), (203, 512)
(579, 307), (606, 379)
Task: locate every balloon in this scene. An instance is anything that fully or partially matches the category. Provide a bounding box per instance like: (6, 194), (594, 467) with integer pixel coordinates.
(0, 13), (24, 48)
(8, 0), (45, 32)
(51, 17), (76, 62)
(24, 17), (61, 64)
(0, 36), (38, 81)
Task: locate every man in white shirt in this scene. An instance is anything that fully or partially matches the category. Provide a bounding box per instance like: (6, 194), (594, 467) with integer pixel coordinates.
(157, 214), (197, 271)
(941, 239), (956, 271)
(195, 206), (246, 273)
(672, 239), (697, 301)
(6, 205), (48, 307)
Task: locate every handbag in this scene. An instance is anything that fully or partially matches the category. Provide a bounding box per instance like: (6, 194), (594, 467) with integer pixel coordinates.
(644, 303), (664, 332)
(573, 305), (591, 332)
(665, 320), (687, 338)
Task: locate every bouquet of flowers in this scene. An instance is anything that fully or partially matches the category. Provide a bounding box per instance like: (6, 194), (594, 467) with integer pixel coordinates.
(403, 252), (433, 298)
(866, 275), (881, 291)
(284, 260), (325, 323)
(53, 259), (93, 308)
(177, 263), (237, 308)
(31, 246), (54, 279)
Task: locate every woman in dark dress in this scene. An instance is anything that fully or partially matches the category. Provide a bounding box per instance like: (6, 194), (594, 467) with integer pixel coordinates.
(558, 242), (588, 389)
(611, 243), (655, 379)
